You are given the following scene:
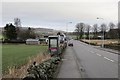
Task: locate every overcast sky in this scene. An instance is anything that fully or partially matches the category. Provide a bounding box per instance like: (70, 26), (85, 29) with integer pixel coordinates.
(1, 0), (119, 32)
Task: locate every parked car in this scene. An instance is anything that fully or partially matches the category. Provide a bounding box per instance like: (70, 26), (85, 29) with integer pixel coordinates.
(68, 42), (73, 46)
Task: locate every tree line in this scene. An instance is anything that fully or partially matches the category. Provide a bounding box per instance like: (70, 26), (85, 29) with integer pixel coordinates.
(3, 23), (36, 41)
(74, 22), (119, 40)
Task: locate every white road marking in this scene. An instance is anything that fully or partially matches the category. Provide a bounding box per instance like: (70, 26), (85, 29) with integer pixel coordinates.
(96, 53), (102, 57)
(90, 51), (95, 53)
(109, 59), (114, 62)
(108, 52), (113, 55)
(90, 51), (116, 63)
(104, 57), (114, 62)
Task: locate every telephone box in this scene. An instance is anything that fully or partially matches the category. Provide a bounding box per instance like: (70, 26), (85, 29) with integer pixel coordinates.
(48, 36), (59, 56)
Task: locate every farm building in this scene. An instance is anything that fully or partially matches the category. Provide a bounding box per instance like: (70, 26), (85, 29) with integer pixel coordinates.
(26, 39), (40, 45)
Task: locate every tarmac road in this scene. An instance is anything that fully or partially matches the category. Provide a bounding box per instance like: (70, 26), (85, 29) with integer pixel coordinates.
(72, 40), (118, 78)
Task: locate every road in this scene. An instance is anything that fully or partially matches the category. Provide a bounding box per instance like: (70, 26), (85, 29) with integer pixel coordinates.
(70, 40), (118, 78)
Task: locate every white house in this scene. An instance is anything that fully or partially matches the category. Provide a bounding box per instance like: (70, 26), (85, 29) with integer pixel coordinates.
(26, 39), (40, 45)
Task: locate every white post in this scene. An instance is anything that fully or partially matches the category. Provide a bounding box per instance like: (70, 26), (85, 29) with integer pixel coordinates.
(102, 30), (104, 48)
(84, 31), (85, 41)
(89, 25), (91, 45)
(66, 22), (72, 40)
(84, 26), (85, 41)
(89, 30), (90, 45)
(96, 17), (104, 48)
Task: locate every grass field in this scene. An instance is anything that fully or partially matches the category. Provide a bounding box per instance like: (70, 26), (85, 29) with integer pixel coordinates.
(82, 39), (119, 45)
(0, 34), (3, 39)
(2, 44), (47, 74)
(0, 44), (2, 76)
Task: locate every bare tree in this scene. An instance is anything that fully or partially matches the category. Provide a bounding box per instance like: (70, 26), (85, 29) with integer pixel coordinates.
(108, 22), (115, 39)
(75, 23), (85, 39)
(118, 22), (120, 43)
(93, 24), (98, 39)
(14, 18), (22, 40)
(14, 18), (21, 27)
(109, 22), (115, 30)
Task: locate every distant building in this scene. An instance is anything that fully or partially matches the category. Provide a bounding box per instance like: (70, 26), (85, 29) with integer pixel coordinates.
(26, 39), (40, 45)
